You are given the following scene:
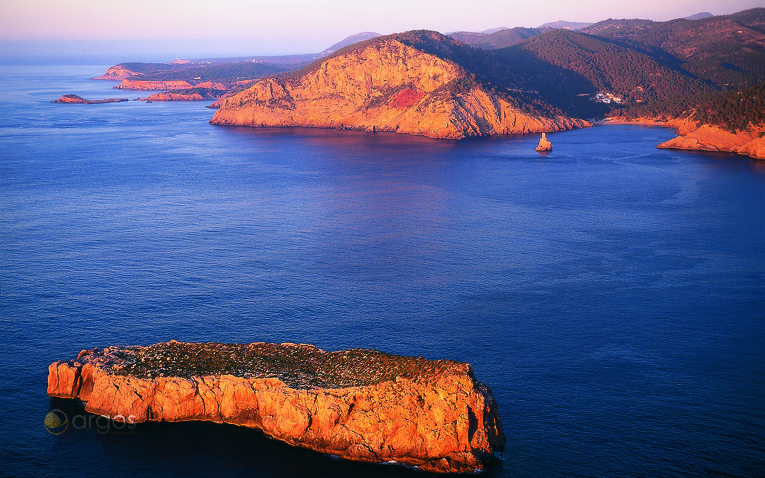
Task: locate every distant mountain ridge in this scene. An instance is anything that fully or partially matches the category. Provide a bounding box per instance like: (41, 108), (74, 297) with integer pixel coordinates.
(538, 20), (592, 30)
(319, 32), (381, 56)
(685, 12), (714, 20)
(581, 8), (765, 89)
(449, 27), (549, 50)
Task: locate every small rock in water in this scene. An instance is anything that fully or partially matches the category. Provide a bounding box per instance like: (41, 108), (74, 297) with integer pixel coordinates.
(536, 132), (552, 152)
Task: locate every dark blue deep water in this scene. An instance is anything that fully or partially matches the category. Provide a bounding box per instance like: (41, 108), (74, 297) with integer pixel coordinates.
(1, 64), (764, 478)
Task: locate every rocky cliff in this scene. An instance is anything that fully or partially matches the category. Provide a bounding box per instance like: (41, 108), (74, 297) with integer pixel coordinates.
(48, 341), (504, 473)
(210, 32), (590, 139)
(657, 119), (765, 160)
(601, 117), (765, 160)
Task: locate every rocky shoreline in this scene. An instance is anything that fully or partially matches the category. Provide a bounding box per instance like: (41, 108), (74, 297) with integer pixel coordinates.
(47, 341), (505, 473)
(600, 117), (765, 160)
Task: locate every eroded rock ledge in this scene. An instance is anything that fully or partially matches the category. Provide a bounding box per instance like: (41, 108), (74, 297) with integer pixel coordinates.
(47, 341), (504, 473)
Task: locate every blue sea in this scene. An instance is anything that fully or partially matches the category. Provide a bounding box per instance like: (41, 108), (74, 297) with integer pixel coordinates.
(1, 63), (764, 478)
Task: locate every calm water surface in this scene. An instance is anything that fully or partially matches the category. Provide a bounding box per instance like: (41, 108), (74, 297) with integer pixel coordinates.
(0, 64), (764, 477)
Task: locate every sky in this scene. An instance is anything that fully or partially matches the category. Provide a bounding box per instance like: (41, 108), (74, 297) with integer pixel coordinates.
(0, 0), (762, 61)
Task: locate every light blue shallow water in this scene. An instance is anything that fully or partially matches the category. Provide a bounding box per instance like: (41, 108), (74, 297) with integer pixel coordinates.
(1, 64), (764, 477)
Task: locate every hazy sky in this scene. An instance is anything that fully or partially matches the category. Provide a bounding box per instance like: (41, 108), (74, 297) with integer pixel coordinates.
(1, 0), (762, 60)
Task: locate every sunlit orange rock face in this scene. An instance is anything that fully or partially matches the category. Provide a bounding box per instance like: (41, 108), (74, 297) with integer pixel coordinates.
(657, 118), (765, 160)
(48, 341), (505, 473)
(211, 34), (590, 139)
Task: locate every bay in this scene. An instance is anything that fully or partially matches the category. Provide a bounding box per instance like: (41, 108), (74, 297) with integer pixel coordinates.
(1, 64), (764, 477)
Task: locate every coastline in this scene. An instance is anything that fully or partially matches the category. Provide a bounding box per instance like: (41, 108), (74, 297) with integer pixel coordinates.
(598, 117), (765, 160)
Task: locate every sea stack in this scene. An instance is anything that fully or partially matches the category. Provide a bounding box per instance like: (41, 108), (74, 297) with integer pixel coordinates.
(47, 341), (505, 473)
(536, 132), (552, 151)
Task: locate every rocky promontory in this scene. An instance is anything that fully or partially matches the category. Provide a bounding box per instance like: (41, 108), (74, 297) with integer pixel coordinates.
(92, 64), (139, 81)
(602, 117), (765, 160)
(657, 119), (765, 160)
(52, 94), (128, 104)
(47, 341), (504, 473)
(211, 31), (590, 139)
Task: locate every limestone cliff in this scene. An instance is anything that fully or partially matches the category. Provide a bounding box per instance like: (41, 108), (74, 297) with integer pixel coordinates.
(47, 341), (504, 473)
(211, 33), (590, 139)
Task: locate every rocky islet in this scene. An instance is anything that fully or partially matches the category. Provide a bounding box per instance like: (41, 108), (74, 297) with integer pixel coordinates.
(47, 341), (505, 473)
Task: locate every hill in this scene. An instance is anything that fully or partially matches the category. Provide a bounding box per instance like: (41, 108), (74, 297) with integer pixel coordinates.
(210, 31), (589, 139)
(685, 12), (713, 20)
(319, 32), (381, 55)
(538, 20), (592, 30)
(494, 29), (714, 117)
(582, 8), (765, 89)
(449, 27), (548, 49)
